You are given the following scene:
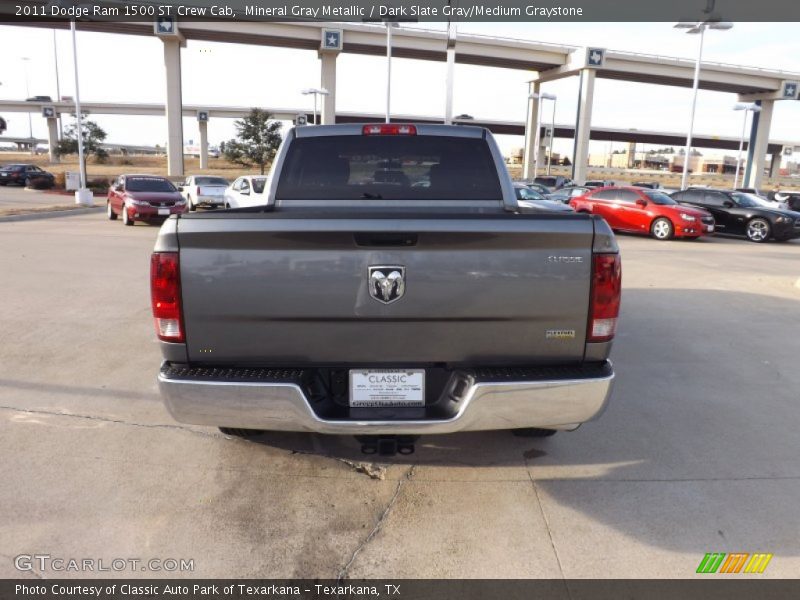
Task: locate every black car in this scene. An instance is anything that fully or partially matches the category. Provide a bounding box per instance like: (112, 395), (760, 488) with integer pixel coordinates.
(533, 175), (574, 191)
(0, 164), (56, 189)
(633, 181), (662, 189)
(671, 188), (800, 242)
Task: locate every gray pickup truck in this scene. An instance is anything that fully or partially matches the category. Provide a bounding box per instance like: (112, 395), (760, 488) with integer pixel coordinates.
(151, 123), (620, 454)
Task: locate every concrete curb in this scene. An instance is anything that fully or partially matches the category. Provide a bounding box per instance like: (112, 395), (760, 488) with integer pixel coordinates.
(0, 206), (103, 223)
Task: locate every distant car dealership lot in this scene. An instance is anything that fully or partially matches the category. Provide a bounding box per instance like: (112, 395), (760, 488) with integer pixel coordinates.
(0, 212), (798, 578)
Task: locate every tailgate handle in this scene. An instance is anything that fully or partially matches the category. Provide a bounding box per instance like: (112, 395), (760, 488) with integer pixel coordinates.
(354, 233), (418, 247)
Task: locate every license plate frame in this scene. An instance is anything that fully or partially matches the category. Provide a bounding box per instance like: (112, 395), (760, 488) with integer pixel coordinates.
(349, 369), (425, 408)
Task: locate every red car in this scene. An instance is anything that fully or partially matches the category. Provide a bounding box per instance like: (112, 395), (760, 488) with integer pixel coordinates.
(107, 174), (187, 226)
(569, 186), (714, 240)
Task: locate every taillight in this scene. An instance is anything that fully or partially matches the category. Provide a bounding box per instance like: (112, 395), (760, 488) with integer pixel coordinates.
(362, 124), (417, 135)
(150, 252), (184, 343)
(588, 254), (621, 342)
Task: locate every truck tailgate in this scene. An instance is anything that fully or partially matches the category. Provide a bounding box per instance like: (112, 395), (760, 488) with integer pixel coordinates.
(177, 212), (594, 366)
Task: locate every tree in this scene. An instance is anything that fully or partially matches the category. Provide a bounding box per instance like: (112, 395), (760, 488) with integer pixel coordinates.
(222, 109), (282, 175)
(56, 115), (108, 172)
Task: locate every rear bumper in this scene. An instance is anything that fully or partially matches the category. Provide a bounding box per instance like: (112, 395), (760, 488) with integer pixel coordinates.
(196, 195), (224, 205)
(158, 361), (614, 435)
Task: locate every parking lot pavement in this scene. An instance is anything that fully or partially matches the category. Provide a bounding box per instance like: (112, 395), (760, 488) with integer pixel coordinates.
(0, 185), (75, 211)
(0, 215), (799, 579)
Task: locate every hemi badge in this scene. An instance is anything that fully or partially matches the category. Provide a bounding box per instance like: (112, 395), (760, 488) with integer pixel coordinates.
(546, 329), (576, 340)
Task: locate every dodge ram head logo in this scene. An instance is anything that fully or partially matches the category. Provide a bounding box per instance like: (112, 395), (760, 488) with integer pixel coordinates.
(369, 266), (405, 304)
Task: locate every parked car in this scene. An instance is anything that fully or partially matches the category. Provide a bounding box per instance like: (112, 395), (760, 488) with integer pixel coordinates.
(671, 187), (800, 242)
(153, 123), (620, 451)
(633, 181), (662, 189)
(223, 175), (269, 208)
(584, 179), (615, 188)
(25, 95), (52, 102)
(547, 185), (592, 204)
(0, 164), (55, 189)
(107, 174), (187, 226)
(533, 175), (573, 191)
(570, 186), (714, 240)
(513, 183), (575, 212)
(513, 180), (551, 196)
(178, 175), (229, 210)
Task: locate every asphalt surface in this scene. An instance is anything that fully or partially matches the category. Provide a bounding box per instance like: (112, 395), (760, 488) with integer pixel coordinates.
(1, 213), (799, 579)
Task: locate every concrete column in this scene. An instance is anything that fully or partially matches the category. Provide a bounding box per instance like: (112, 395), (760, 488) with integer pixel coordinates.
(319, 52), (337, 125)
(571, 68), (596, 185)
(199, 120), (208, 170)
(769, 152), (781, 179)
(162, 38), (184, 177)
(46, 118), (60, 163)
(523, 81), (541, 180)
(744, 99), (773, 190)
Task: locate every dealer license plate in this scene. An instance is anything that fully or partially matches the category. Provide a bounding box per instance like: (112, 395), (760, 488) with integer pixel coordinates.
(158, 208), (170, 215)
(349, 369), (425, 408)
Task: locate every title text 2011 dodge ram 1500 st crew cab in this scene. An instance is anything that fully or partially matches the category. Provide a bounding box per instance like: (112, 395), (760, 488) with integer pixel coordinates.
(152, 123), (620, 454)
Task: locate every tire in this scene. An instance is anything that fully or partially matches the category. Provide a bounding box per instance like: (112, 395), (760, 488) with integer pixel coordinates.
(121, 203), (134, 226)
(651, 217), (674, 240)
(746, 218), (770, 243)
(512, 428), (558, 438)
(219, 427), (264, 439)
(188, 195), (196, 211)
(107, 202), (117, 221)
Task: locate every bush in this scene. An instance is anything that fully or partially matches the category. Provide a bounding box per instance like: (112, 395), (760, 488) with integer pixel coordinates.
(87, 177), (111, 192)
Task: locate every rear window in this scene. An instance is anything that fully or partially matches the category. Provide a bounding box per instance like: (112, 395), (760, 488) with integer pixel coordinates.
(126, 177), (176, 192)
(195, 177), (228, 186)
(275, 135), (502, 200)
(252, 178), (267, 194)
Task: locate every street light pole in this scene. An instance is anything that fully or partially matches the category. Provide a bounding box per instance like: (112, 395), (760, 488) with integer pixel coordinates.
(70, 19), (91, 205)
(53, 29), (62, 139)
(529, 92), (556, 178)
(301, 88), (329, 125)
(675, 20), (732, 190)
(547, 95), (557, 175)
(733, 102), (761, 189)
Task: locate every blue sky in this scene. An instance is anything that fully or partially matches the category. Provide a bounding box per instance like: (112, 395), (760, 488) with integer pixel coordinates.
(1, 22), (798, 158)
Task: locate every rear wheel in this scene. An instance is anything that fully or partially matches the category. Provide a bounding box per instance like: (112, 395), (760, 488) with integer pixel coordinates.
(107, 202), (117, 220)
(122, 203), (134, 226)
(651, 217), (673, 240)
(746, 218), (770, 243)
(219, 427), (264, 439)
(512, 428), (558, 438)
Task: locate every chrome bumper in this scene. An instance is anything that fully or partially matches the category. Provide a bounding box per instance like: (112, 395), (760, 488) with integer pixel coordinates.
(158, 363), (614, 435)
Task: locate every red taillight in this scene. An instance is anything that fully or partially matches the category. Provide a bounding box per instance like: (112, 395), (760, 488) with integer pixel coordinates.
(362, 124), (417, 135)
(150, 252), (184, 343)
(588, 254), (621, 342)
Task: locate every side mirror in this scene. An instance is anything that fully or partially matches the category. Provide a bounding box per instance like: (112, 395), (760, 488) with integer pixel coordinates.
(723, 200), (734, 208)
(241, 189), (250, 196)
(114, 185), (123, 192)
(177, 186), (184, 192)
(636, 199), (647, 207)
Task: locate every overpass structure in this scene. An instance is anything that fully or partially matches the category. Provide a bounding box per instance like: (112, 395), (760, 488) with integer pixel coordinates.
(7, 18), (800, 184)
(1, 99), (795, 177)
